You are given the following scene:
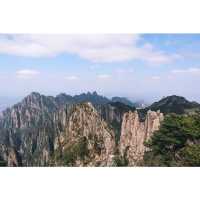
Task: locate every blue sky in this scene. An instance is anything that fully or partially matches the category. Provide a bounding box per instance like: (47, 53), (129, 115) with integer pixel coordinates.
(0, 34), (200, 103)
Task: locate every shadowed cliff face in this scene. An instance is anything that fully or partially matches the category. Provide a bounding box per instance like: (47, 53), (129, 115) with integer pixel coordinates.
(95, 102), (136, 142)
(0, 92), (60, 166)
(119, 110), (164, 166)
(0, 92), (165, 166)
(0, 94), (116, 166)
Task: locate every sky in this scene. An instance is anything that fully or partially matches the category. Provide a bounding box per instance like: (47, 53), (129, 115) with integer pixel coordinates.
(0, 34), (200, 103)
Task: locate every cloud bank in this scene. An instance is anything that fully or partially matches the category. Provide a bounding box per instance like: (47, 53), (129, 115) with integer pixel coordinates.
(0, 34), (175, 64)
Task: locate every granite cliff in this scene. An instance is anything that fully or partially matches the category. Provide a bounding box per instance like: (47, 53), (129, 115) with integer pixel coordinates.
(0, 93), (117, 166)
(53, 102), (115, 166)
(119, 110), (164, 166)
(0, 92), (168, 166)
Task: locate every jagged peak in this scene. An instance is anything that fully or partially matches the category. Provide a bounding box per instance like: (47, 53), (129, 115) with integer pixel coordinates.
(92, 91), (98, 96)
(73, 101), (96, 111)
(28, 91), (41, 98)
(56, 93), (72, 98)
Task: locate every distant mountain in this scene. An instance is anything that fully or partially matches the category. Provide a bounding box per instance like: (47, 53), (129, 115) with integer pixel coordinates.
(0, 92), (199, 166)
(73, 91), (110, 105)
(111, 96), (147, 108)
(55, 93), (74, 107)
(138, 95), (200, 119)
(111, 97), (135, 107)
(149, 95), (200, 114)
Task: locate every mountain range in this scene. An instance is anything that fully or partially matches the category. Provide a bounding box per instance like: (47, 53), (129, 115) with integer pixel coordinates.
(0, 92), (199, 166)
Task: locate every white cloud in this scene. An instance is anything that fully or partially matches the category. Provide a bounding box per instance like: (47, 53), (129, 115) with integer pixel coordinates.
(16, 69), (40, 79)
(97, 74), (111, 79)
(65, 75), (79, 80)
(151, 76), (161, 80)
(0, 34), (175, 64)
(171, 67), (200, 74)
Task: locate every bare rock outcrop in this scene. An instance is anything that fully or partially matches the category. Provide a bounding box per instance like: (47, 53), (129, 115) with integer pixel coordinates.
(0, 91), (166, 167)
(54, 102), (116, 166)
(119, 110), (164, 166)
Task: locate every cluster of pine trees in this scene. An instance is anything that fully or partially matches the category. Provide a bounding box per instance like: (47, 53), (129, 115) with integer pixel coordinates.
(143, 113), (200, 166)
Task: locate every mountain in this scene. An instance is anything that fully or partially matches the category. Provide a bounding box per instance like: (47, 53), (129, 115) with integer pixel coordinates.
(111, 97), (135, 107)
(55, 93), (74, 107)
(0, 92), (199, 166)
(111, 96), (146, 108)
(0, 91), (154, 166)
(0, 92), (117, 166)
(96, 102), (136, 141)
(52, 102), (116, 166)
(118, 110), (164, 166)
(0, 92), (61, 166)
(0, 92), (134, 166)
(138, 95), (200, 121)
(148, 95), (200, 114)
(73, 91), (110, 105)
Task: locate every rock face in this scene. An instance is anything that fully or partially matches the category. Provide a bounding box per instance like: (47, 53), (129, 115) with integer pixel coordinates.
(119, 110), (164, 166)
(0, 92), (60, 166)
(0, 93), (116, 166)
(54, 102), (116, 166)
(96, 102), (135, 141)
(0, 91), (166, 167)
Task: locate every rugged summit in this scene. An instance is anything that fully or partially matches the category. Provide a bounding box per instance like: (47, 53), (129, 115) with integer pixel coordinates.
(53, 102), (116, 166)
(119, 110), (164, 166)
(0, 94), (116, 166)
(0, 92), (60, 166)
(0, 92), (178, 166)
(0, 92), (58, 129)
(148, 95), (200, 114)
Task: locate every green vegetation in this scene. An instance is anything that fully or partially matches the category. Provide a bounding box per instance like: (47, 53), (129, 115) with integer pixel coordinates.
(114, 155), (129, 166)
(62, 137), (89, 166)
(0, 160), (7, 166)
(143, 113), (200, 166)
(114, 148), (129, 166)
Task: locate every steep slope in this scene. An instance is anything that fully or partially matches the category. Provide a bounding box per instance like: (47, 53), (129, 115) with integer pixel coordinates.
(119, 110), (164, 166)
(138, 95), (200, 121)
(96, 102), (135, 141)
(53, 102), (116, 166)
(149, 95), (200, 114)
(0, 92), (116, 166)
(0, 92), (61, 166)
(0, 92), (58, 128)
(143, 113), (200, 166)
(2, 92), (191, 167)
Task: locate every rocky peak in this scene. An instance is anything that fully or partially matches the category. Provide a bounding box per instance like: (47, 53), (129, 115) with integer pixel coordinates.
(54, 102), (116, 166)
(55, 93), (74, 107)
(119, 110), (163, 166)
(148, 95), (200, 114)
(92, 91), (98, 96)
(0, 92), (58, 129)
